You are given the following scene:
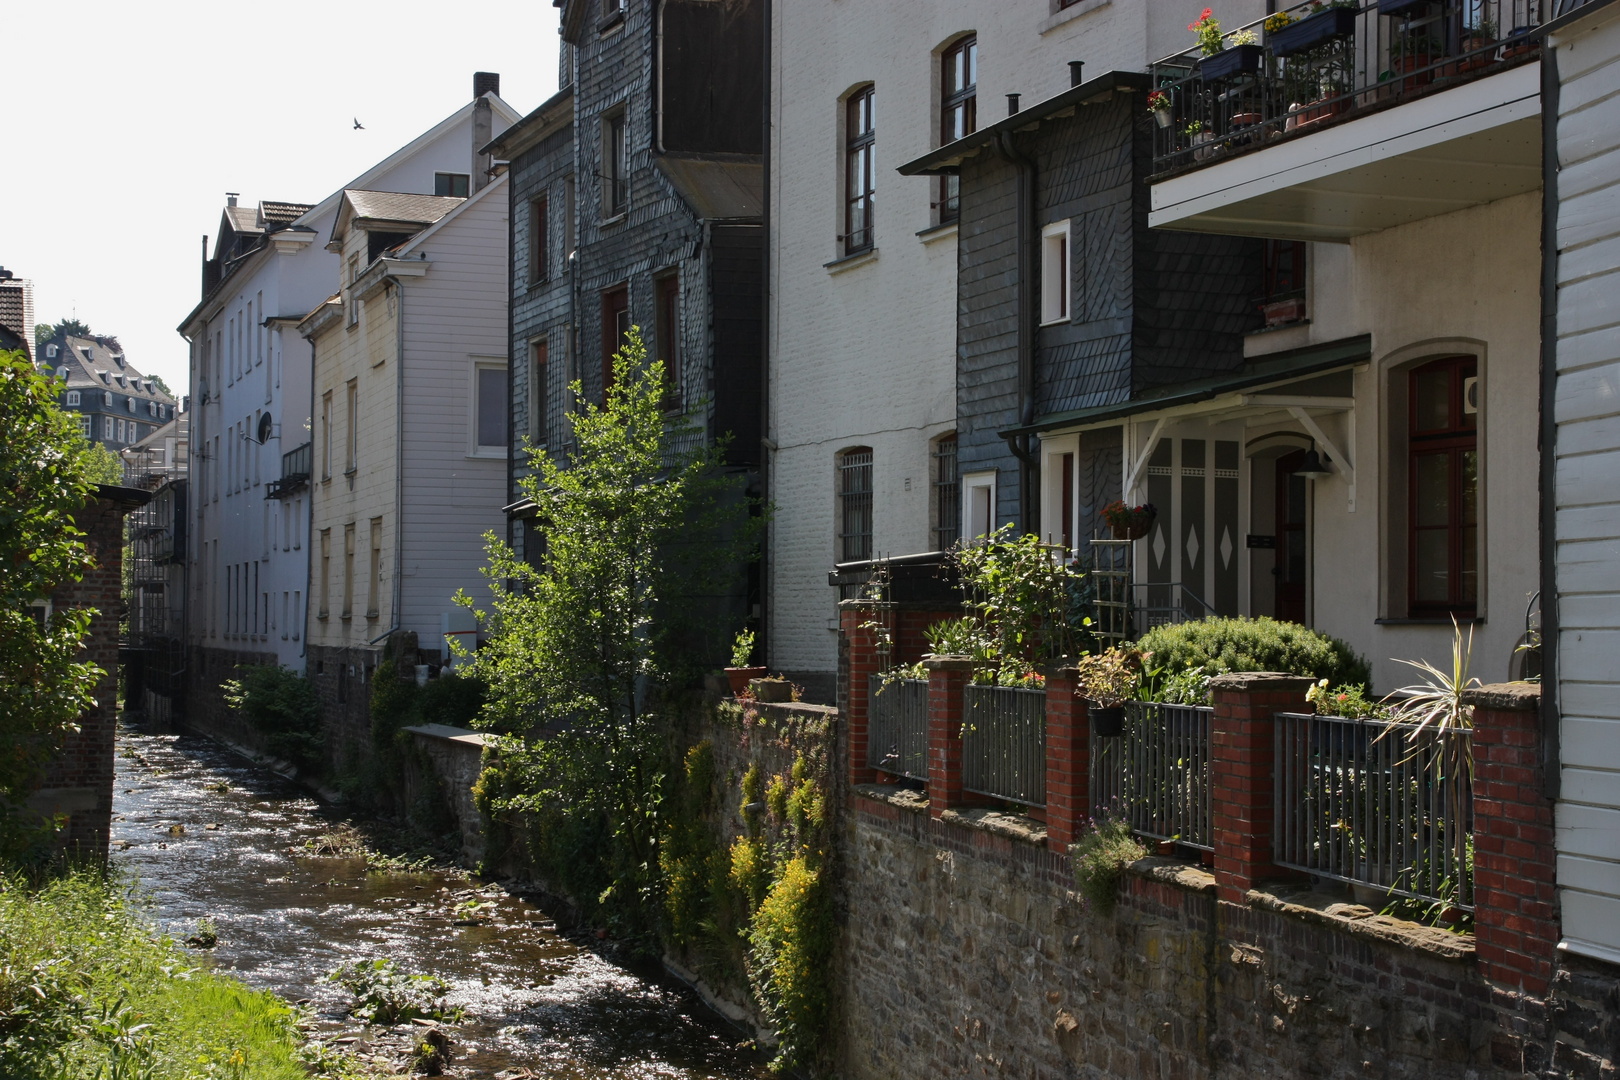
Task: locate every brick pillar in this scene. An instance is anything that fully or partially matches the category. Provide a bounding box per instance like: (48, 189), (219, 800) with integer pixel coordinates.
(1467, 682), (1558, 996)
(840, 600), (880, 787)
(1045, 664), (1091, 853)
(1209, 672), (1313, 904)
(926, 656), (973, 820)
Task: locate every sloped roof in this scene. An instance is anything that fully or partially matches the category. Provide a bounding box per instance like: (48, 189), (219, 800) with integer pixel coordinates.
(260, 200), (315, 227)
(41, 335), (176, 403)
(330, 191), (466, 248)
(224, 204), (261, 235)
(655, 156), (762, 221)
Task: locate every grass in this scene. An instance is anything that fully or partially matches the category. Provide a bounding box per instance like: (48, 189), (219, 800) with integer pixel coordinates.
(0, 868), (307, 1080)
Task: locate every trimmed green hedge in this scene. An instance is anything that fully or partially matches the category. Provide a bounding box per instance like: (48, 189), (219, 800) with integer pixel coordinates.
(1134, 617), (1371, 691)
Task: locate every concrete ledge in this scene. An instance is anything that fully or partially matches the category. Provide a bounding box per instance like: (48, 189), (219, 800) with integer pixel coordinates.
(939, 807), (1048, 847)
(1126, 855), (1216, 895)
(923, 655), (974, 672)
(1245, 887), (1475, 962)
(853, 783), (929, 815)
(1209, 671), (1318, 692)
(402, 724), (491, 749)
(1461, 681), (1540, 712)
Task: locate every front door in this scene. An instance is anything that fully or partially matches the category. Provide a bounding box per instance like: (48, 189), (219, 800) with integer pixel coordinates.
(1275, 451), (1307, 623)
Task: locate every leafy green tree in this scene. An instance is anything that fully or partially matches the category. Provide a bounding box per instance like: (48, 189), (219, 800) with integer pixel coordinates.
(144, 373), (172, 397)
(463, 327), (762, 939)
(82, 443), (124, 485)
(0, 350), (105, 855)
(34, 319), (92, 350)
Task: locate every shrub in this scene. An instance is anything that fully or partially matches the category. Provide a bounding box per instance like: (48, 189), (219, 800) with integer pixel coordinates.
(1071, 817), (1148, 914)
(222, 664), (324, 770)
(1134, 616), (1370, 691)
(748, 855), (832, 1072)
(325, 959), (459, 1026)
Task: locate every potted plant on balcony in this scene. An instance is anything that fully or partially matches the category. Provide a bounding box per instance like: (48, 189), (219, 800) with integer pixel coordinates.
(1147, 89), (1173, 129)
(1102, 500), (1157, 542)
(725, 628), (767, 697)
(1191, 9), (1265, 82)
(1268, 2), (1358, 59)
(1075, 647), (1144, 737)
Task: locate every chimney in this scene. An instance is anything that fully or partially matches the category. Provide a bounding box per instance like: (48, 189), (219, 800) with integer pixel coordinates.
(472, 73), (497, 193)
(226, 192), (239, 208)
(1007, 93), (1021, 115)
(1069, 61), (1085, 86)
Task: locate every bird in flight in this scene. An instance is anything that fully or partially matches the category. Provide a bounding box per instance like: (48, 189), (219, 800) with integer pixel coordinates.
(353, 118), (365, 130)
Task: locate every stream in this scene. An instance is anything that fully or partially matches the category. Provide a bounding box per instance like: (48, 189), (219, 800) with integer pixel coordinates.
(109, 726), (770, 1079)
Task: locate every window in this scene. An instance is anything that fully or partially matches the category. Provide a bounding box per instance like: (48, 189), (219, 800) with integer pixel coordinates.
(939, 37), (977, 224)
(65, 390), (79, 406)
(837, 448), (874, 563)
(116, 419), (126, 443)
(345, 380), (358, 473)
(476, 364), (508, 452)
(281, 592), (289, 641)
(603, 112), (629, 218)
(601, 285), (629, 399)
(601, 0), (626, 18)
(845, 86), (875, 254)
(346, 255), (360, 327)
(530, 340), (548, 446)
(321, 391), (333, 479)
(105, 416), (115, 440)
(46, 344), (57, 359)
(528, 194), (549, 284)
(963, 471), (997, 542)
(1408, 357), (1478, 616)
(367, 518), (382, 619)
(78, 416), (91, 438)
(1260, 239), (1308, 324)
(292, 590), (301, 640)
(435, 172), (470, 198)
(654, 273), (680, 406)
(317, 531), (330, 615)
(933, 435), (960, 550)
(148, 400), (157, 417)
(342, 523), (355, 619)
(1041, 220), (1070, 324)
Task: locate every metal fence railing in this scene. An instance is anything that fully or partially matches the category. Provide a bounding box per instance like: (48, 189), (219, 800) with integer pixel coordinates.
(1090, 702), (1214, 851)
(1149, 0), (1545, 176)
(1274, 712), (1473, 909)
(962, 684), (1046, 807)
(868, 676), (929, 782)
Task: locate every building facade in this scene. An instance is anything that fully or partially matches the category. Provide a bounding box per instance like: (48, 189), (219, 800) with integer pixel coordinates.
(39, 333), (176, 452)
(299, 179), (511, 748)
(0, 267), (34, 360)
(765, 1), (1269, 698)
(122, 414), (190, 725)
(180, 79), (520, 705)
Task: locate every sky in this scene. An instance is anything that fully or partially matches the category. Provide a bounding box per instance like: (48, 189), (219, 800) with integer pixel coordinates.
(1, 0), (561, 394)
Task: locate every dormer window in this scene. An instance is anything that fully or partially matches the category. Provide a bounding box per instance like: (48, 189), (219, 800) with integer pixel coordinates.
(80, 347), (92, 362)
(148, 401), (158, 417)
(98, 370), (109, 384)
(45, 344), (57, 359)
(127, 397), (136, 413)
(116, 375), (126, 388)
(103, 391), (113, 406)
(56, 365), (69, 380)
(114, 355), (125, 368)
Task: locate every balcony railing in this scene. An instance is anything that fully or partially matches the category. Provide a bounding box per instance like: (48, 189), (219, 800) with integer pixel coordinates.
(267, 441), (312, 500)
(1149, 0), (1544, 176)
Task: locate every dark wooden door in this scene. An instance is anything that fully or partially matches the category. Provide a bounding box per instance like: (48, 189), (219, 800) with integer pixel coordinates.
(1275, 451), (1308, 624)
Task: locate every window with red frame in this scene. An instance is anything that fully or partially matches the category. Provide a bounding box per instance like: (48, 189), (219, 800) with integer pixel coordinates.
(845, 86), (875, 254)
(939, 36), (976, 224)
(601, 285), (629, 401)
(1408, 356), (1478, 616)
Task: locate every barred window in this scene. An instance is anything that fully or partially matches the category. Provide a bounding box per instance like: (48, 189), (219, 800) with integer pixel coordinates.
(838, 448), (874, 563)
(933, 435), (959, 550)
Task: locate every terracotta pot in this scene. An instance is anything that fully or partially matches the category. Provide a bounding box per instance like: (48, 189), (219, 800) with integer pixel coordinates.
(1229, 111), (1263, 128)
(1398, 53), (1436, 93)
(1090, 705), (1126, 737)
(725, 666), (767, 696)
(1263, 298), (1307, 326)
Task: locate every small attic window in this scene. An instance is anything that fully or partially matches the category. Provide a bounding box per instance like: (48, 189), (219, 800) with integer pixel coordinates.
(128, 397), (137, 413)
(116, 374), (126, 388)
(66, 390), (80, 406)
(46, 344), (58, 359)
(56, 366), (69, 380)
(98, 370), (110, 384)
(114, 355), (125, 368)
(80, 347), (92, 361)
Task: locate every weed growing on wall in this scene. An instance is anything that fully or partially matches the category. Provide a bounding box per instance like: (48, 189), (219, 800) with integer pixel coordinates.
(221, 665), (325, 772)
(1072, 817), (1148, 914)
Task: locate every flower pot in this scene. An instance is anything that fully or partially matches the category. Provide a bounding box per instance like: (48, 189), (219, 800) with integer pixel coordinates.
(1269, 6), (1357, 58)
(1396, 52), (1437, 92)
(1501, 28), (1535, 58)
(725, 666), (767, 696)
(1289, 96), (1348, 132)
(1089, 705), (1126, 737)
(1154, 107), (1173, 129)
(1190, 131), (1216, 162)
(1229, 111), (1263, 128)
(1199, 43), (1264, 83)
(1262, 297), (1306, 326)
(748, 677), (794, 704)
(1109, 514), (1156, 542)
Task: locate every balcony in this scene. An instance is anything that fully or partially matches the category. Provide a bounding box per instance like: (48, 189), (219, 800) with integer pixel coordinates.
(266, 441), (312, 500)
(1147, 0), (1546, 240)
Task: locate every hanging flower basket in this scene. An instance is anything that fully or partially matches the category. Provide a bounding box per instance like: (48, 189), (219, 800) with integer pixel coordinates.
(1103, 500), (1157, 542)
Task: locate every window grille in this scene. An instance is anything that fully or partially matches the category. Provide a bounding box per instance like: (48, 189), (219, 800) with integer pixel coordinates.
(934, 435), (959, 550)
(839, 449), (874, 562)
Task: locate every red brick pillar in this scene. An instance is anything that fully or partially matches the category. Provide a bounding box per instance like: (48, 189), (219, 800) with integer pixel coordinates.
(926, 656), (973, 820)
(1045, 664), (1091, 853)
(1209, 672), (1313, 904)
(840, 600), (882, 787)
(1467, 682), (1558, 995)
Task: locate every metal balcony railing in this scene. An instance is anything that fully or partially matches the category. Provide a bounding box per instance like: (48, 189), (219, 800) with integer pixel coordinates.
(268, 441), (312, 499)
(1149, 0), (1545, 176)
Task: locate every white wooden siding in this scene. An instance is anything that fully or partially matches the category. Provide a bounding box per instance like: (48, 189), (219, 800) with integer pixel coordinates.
(1553, 3), (1620, 962)
(397, 174), (510, 648)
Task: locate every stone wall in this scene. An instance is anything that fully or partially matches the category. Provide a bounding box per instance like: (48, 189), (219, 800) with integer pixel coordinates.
(403, 725), (489, 867)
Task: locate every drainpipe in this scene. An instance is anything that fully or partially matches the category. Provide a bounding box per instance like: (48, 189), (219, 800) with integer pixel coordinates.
(568, 248), (580, 438)
(1537, 40), (1560, 799)
(759, 0), (773, 665)
(996, 106), (1038, 534)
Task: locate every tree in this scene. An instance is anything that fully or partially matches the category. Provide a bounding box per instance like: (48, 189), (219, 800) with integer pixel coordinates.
(145, 374), (172, 397)
(464, 327), (762, 937)
(83, 443), (124, 485)
(35, 319), (92, 350)
(0, 349), (104, 856)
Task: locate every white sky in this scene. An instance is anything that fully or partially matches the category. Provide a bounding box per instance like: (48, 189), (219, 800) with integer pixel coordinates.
(0, 0), (561, 393)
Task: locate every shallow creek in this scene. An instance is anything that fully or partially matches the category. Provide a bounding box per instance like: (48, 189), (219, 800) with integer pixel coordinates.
(110, 727), (769, 1079)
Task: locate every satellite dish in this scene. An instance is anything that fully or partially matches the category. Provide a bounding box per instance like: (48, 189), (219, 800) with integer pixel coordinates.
(257, 413), (274, 444)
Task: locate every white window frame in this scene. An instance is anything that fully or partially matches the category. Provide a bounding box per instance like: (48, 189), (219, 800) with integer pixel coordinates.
(470, 358), (509, 458)
(104, 416), (115, 440)
(78, 416), (91, 438)
(962, 469), (998, 543)
(1039, 432), (1081, 558)
(65, 390), (80, 406)
(1041, 220), (1071, 326)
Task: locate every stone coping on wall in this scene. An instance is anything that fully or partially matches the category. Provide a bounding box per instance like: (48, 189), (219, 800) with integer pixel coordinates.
(402, 723), (491, 748)
(851, 783), (1475, 966)
(1461, 681), (1541, 712)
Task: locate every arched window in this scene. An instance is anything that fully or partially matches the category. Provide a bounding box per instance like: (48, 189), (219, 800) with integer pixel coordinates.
(845, 86), (875, 254)
(837, 447), (874, 562)
(1407, 356), (1478, 615)
(932, 433), (959, 550)
(938, 36), (977, 225)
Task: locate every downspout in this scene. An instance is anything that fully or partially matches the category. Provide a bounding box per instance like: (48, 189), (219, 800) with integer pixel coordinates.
(507, 177), (517, 556)
(569, 248), (580, 439)
(302, 333), (315, 664)
(1537, 43), (1561, 799)
(996, 115), (1038, 534)
(759, 0), (772, 664)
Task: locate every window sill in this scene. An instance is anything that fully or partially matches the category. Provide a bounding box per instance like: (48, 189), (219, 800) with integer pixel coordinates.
(1039, 315), (1070, 327)
(598, 11), (625, 35)
(467, 449), (507, 461)
(916, 222), (958, 245)
(1248, 318), (1312, 336)
(824, 248), (879, 275)
(1375, 616), (1485, 626)
(1039, 0), (1110, 35)
(601, 211), (628, 228)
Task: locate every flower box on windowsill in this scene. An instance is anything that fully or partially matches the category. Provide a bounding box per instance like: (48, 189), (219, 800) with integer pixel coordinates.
(1269, 7), (1357, 58)
(1262, 297), (1307, 327)
(1199, 44), (1264, 82)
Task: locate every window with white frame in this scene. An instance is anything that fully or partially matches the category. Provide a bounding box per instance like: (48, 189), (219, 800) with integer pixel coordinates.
(1041, 220), (1071, 325)
(66, 390), (80, 406)
(79, 416), (91, 439)
(963, 470), (997, 543)
(474, 363), (509, 454)
(321, 391), (333, 479)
